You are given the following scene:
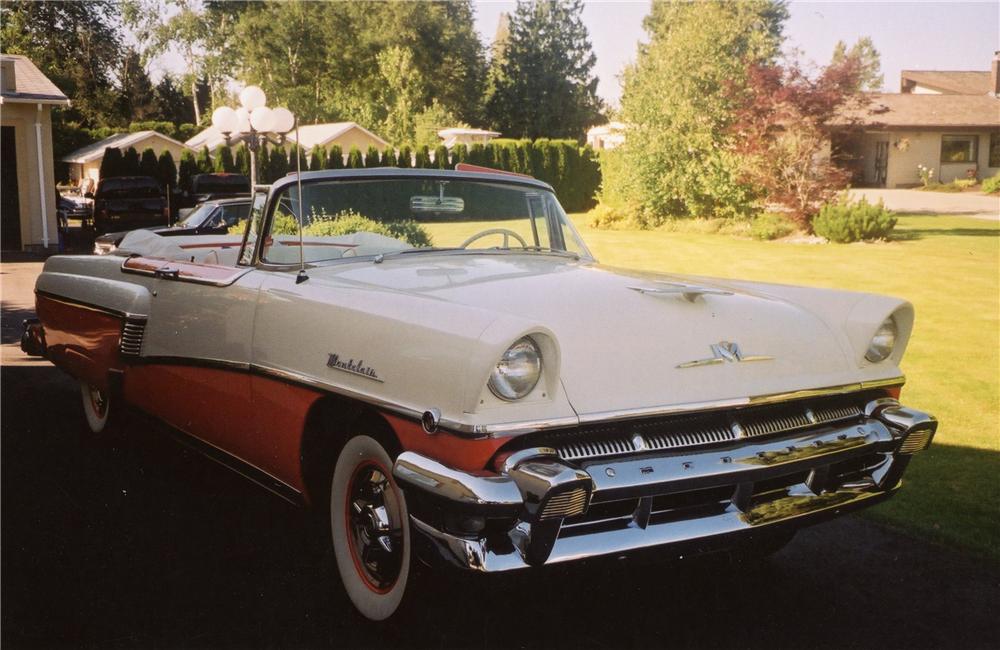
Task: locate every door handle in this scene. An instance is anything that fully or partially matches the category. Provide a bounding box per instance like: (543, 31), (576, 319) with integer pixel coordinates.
(154, 266), (180, 279)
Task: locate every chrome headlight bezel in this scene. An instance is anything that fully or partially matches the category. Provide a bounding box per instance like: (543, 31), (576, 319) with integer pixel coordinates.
(488, 336), (543, 401)
(865, 316), (898, 363)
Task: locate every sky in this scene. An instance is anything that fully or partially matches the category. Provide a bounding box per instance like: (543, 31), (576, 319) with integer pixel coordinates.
(472, 0), (1000, 106)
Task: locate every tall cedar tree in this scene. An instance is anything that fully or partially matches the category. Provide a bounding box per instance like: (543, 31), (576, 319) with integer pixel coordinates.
(214, 146), (235, 173)
(485, 0), (603, 139)
(234, 144), (250, 177)
(122, 148), (141, 176)
(365, 145), (382, 168)
(727, 56), (868, 226)
(178, 150), (198, 191)
(99, 148), (124, 179)
(195, 147), (213, 174)
(327, 146), (344, 169)
(139, 148), (159, 179)
(156, 151), (177, 190)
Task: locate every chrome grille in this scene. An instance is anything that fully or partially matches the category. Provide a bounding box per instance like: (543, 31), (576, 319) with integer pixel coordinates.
(546, 398), (865, 463)
(119, 318), (146, 357)
(540, 487), (589, 520)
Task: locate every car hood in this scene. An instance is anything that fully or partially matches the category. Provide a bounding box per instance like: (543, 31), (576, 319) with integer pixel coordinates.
(308, 254), (908, 418)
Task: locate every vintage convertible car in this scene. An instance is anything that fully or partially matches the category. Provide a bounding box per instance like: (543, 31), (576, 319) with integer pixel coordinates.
(23, 167), (936, 621)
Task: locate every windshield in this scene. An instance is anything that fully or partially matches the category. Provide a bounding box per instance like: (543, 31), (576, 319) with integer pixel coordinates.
(259, 177), (591, 266)
(177, 203), (217, 228)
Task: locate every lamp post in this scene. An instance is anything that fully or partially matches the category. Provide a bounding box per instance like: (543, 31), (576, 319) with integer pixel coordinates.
(211, 86), (296, 192)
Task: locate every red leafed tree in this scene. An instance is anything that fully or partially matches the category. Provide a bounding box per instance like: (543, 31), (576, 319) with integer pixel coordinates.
(728, 56), (869, 227)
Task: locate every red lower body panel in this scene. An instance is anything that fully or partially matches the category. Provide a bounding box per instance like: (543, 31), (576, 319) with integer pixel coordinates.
(35, 294), (122, 390)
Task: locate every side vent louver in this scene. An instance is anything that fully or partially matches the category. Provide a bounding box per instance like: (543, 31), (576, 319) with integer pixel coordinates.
(119, 318), (146, 357)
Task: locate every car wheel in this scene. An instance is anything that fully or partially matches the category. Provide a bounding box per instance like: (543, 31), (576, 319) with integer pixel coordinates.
(79, 380), (117, 434)
(330, 434), (411, 621)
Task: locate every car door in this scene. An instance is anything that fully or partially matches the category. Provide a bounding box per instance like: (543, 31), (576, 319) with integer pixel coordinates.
(120, 196), (270, 480)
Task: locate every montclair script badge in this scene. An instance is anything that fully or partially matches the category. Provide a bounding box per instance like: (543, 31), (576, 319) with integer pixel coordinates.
(327, 353), (383, 382)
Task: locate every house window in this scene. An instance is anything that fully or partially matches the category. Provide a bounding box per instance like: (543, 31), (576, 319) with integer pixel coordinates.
(989, 132), (1000, 168)
(940, 134), (978, 163)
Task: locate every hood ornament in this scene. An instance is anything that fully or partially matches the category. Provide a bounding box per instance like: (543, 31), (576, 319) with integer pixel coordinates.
(677, 341), (773, 368)
(628, 281), (733, 302)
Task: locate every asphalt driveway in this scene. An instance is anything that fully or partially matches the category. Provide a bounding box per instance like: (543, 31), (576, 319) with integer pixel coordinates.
(2, 260), (998, 649)
(849, 188), (999, 220)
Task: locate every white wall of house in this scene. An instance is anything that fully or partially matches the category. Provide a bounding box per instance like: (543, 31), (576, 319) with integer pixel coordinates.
(858, 130), (1000, 187)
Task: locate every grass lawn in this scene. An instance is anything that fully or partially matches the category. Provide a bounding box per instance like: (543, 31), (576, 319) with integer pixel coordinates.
(424, 213), (999, 561)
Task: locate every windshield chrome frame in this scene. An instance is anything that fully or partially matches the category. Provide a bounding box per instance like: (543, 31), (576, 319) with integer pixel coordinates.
(251, 174), (596, 271)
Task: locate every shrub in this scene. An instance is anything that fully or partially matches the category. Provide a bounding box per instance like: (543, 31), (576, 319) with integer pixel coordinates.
(346, 147), (364, 169)
(396, 145), (412, 168)
(326, 145), (344, 169)
(178, 150), (198, 190)
(233, 143), (250, 177)
(812, 196), (896, 243)
(309, 145), (326, 171)
(953, 178), (976, 189)
(382, 147), (397, 167)
(213, 145), (235, 173)
(365, 145), (382, 168)
(452, 144), (468, 164)
(920, 181), (964, 193)
(982, 173), (1000, 194)
(750, 212), (797, 240)
(434, 144), (450, 169)
(195, 146), (212, 174)
(414, 145), (431, 168)
(917, 164), (934, 187)
(139, 148), (159, 179)
(588, 204), (633, 229)
(303, 209), (432, 247)
(99, 147), (123, 179)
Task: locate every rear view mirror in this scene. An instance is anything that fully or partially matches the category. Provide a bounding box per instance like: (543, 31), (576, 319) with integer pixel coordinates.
(410, 195), (464, 213)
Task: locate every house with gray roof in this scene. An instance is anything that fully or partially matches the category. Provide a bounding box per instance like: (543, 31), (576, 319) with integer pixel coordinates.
(62, 130), (193, 186)
(831, 53), (1000, 188)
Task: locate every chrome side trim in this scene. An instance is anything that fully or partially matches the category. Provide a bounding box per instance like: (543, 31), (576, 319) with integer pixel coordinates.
(120, 257), (253, 287)
(35, 289), (148, 321)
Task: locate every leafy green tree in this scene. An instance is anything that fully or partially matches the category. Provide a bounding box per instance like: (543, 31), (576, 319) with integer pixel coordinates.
(156, 150), (177, 190)
(832, 37), (883, 91)
(413, 100), (460, 150)
(365, 145), (382, 168)
(603, 0), (788, 223)
(214, 145), (235, 173)
(178, 150), (198, 190)
(309, 145), (327, 171)
(396, 146), (412, 169)
(382, 147), (398, 167)
(152, 75), (195, 124)
(122, 147), (141, 176)
(377, 46), (423, 146)
(0, 0), (123, 127)
(485, 0), (603, 139)
(347, 147), (364, 169)
(195, 146), (213, 174)
(139, 147), (159, 179)
(327, 145), (344, 169)
(99, 148), (124, 179)
(118, 48), (157, 121)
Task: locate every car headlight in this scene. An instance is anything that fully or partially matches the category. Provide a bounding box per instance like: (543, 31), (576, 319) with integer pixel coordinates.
(488, 337), (542, 401)
(865, 316), (898, 362)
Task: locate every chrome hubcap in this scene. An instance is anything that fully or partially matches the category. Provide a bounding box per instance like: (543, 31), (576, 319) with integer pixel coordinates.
(347, 464), (403, 591)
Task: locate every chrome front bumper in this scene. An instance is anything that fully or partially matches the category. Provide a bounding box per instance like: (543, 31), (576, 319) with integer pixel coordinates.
(392, 399), (936, 572)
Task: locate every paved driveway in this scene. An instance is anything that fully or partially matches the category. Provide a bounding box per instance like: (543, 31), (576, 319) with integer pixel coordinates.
(2, 260), (999, 649)
(849, 189), (999, 220)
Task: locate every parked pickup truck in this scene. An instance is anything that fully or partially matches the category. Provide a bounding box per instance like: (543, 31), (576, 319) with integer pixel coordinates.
(90, 176), (168, 235)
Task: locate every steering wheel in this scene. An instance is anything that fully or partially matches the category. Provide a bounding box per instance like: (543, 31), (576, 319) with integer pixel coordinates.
(460, 228), (529, 249)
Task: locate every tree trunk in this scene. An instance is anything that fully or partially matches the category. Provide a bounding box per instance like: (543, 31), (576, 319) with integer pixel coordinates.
(191, 79), (201, 125)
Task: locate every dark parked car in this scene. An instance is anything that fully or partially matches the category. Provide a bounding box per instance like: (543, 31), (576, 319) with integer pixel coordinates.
(56, 193), (92, 228)
(93, 197), (252, 255)
(181, 173), (251, 210)
(89, 176), (168, 235)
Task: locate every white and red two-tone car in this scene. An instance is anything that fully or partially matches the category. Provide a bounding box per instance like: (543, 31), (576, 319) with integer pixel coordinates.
(23, 168), (936, 620)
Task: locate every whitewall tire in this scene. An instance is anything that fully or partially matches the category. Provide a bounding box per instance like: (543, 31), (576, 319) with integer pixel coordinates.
(80, 381), (113, 434)
(330, 434), (411, 621)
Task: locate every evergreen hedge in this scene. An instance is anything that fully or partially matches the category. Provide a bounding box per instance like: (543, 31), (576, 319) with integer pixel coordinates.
(414, 145), (431, 168)
(327, 145), (344, 169)
(347, 147), (364, 169)
(397, 146), (412, 168)
(178, 150), (198, 190)
(365, 145), (381, 168)
(434, 144), (450, 169)
(156, 150), (176, 190)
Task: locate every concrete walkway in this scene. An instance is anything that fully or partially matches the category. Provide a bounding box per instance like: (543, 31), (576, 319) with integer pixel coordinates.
(849, 188), (999, 220)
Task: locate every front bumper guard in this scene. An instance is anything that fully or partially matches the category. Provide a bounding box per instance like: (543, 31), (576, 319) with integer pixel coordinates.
(393, 399), (936, 572)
